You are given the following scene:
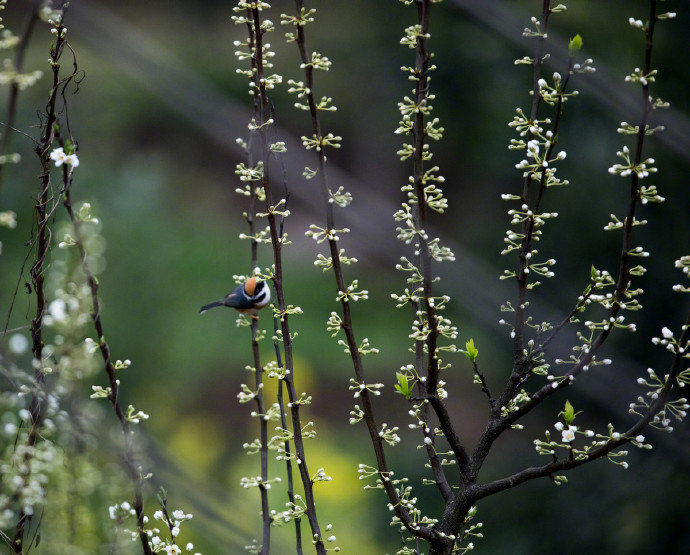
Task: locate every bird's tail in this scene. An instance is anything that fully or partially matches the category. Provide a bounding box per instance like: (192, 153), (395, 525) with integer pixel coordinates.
(200, 301), (223, 314)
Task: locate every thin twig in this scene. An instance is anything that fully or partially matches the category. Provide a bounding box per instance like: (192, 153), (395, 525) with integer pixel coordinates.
(288, 0), (441, 540)
(272, 313), (302, 554)
(0, 6), (39, 192)
(475, 310), (690, 500)
(269, 140), (302, 553)
(511, 0), (552, 372)
(12, 8), (69, 549)
(408, 0), (470, 493)
(247, 5), (325, 552)
(240, 16), (271, 550)
(49, 33), (152, 551)
(61, 168), (152, 555)
(471, 0), (664, 505)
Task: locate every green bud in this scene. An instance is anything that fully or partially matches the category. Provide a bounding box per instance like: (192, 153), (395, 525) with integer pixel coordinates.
(568, 34), (583, 56)
(560, 400), (580, 424)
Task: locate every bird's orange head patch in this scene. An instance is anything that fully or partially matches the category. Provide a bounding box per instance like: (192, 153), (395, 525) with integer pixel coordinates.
(244, 277), (257, 296)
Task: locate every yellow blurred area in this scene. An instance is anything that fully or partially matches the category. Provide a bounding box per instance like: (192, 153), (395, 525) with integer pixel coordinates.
(224, 420), (384, 552)
(167, 415), (225, 473)
(259, 353), (316, 402)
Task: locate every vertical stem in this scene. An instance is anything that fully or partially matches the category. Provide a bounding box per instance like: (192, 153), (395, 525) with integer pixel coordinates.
(248, 6), (325, 552)
(242, 17), (271, 547)
(35, 13), (152, 545)
(615, 0), (655, 293)
(514, 0), (551, 387)
(0, 8), (39, 193)
(410, 0), (469, 476)
(250, 319), (271, 553)
(61, 170), (151, 554)
(12, 11), (67, 548)
(273, 314), (302, 554)
(290, 0), (439, 540)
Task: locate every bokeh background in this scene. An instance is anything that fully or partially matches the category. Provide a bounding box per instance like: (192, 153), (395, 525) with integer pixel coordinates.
(1, 0), (689, 552)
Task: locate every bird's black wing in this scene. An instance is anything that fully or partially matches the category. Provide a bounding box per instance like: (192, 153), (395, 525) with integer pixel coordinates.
(222, 288), (254, 310)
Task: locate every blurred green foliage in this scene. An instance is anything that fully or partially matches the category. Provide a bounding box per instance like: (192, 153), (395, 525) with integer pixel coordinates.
(1, 0), (688, 553)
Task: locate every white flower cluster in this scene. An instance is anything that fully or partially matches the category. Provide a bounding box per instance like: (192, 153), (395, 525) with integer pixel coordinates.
(393, 18), (458, 386)
(349, 378), (384, 399)
(535, 417), (648, 470)
(0, 209), (17, 228)
(0, 439), (58, 528)
(301, 132), (342, 151)
(336, 280), (369, 303)
(607, 145), (656, 178)
(306, 223), (349, 244)
(630, 338), (690, 432)
(49, 147), (79, 168)
(672, 256), (690, 293)
(109, 505), (199, 555)
(0, 58), (43, 89)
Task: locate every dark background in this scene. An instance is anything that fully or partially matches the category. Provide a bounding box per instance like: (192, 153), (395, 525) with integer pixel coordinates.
(1, 0), (688, 552)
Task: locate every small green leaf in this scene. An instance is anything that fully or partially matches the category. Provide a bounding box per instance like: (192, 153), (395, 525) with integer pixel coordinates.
(461, 338), (479, 362)
(590, 265), (597, 281)
(568, 34), (583, 56)
(395, 372), (412, 399)
(560, 400), (576, 424)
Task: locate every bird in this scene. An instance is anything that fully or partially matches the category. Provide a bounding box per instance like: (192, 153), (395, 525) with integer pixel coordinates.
(200, 277), (271, 316)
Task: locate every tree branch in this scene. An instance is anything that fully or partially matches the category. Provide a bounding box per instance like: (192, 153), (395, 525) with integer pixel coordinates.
(0, 5), (39, 192)
(248, 6), (325, 552)
(475, 310), (689, 501)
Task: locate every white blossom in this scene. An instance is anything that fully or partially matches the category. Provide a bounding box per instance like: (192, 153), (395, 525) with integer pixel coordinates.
(561, 427), (576, 443)
(8, 333), (29, 354)
(49, 147), (79, 168)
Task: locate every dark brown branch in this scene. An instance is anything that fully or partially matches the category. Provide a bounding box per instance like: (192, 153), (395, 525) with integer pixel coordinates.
(471, 359), (493, 402)
(12, 9), (68, 549)
(248, 7), (325, 552)
(493, 0), (659, 435)
(475, 309), (690, 500)
(240, 15), (271, 550)
(272, 313), (302, 554)
(473, 2), (582, 474)
(61, 172), (152, 555)
(505, 0), (561, 403)
(470, 0), (663, 508)
(511, 0), (552, 384)
(491, 55), (576, 422)
(409, 0), (470, 483)
(429, 2), (669, 551)
(36, 21), (153, 550)
(289, 0), (440, 541)
(535, 283), (596, 355)
(264, 116), (302, 552)
(614, 0), (656, 295)
(412, 342), (452, 502)
(0, 7), (39, 192)
(250, 320), (271, 553)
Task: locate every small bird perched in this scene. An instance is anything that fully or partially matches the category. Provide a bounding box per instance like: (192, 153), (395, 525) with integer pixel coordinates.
(200, 277), (271, 315)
